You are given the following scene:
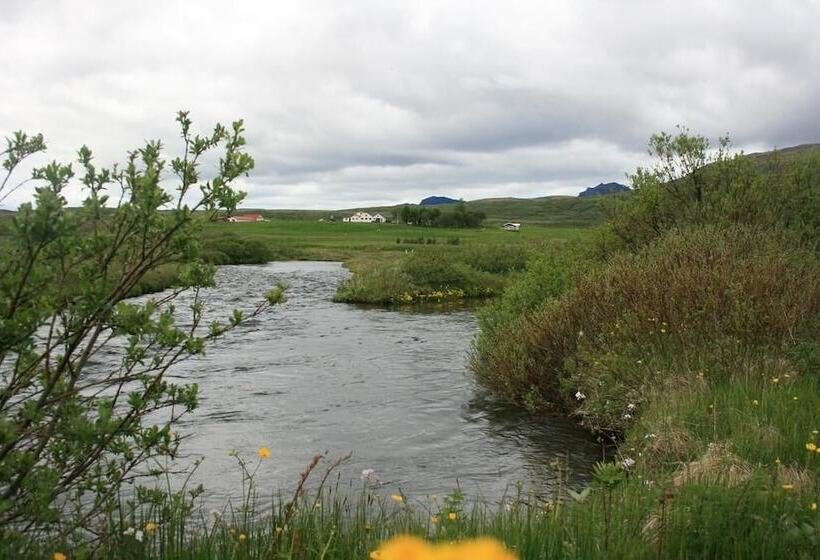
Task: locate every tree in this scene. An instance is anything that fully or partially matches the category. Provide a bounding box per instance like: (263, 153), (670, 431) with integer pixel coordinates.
(0, 112), (284, 543)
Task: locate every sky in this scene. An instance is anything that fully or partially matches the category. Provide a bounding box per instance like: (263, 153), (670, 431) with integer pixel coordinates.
(1, 0), (819, 210)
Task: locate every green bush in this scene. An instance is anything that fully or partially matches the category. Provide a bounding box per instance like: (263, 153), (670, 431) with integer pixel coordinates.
(472, 226), (820, 421)
(400, 248), (499, 295)
(461, 243), (529, 274)
(333, 264), (414, 304)
(474, 241), (593, 357)
(203, 236), (273, 264)
(0, 113), (285, 542)
(605, 129), (820, 252)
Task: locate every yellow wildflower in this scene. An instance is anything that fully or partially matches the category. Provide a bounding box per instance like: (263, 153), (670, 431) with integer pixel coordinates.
(807, 442), (818, 452)
(782, 484), (794, 492)
(258, 447), (271, 459)
(275, 526), (283, 534)
(53, 554), (67, 560)
(144, 521), (157, 533)
(372, 535), (432, 560)
(239, 533), (247, 541)
(811, 503), (817, 511)
(390, 494), (404, 503)
(448, 512), (458, 521)
(451, 537), (517, 560)
(752, 400), (759, 406)
(771, 377), (780, 384)
(793, 396), (799, 401)
(431, 515), (439, 524)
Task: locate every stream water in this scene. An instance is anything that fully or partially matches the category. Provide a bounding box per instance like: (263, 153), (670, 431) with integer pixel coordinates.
(129, 261), (602, 504)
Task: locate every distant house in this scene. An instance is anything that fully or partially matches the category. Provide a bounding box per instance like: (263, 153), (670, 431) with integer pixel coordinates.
(227, 213), (265, 223)
(343, 212), (376, 223)
(372, 213), (387, 223)
(502, 222), (521, 232)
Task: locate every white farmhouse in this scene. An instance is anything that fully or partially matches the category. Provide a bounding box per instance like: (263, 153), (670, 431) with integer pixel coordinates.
(371, 213), (387, 223)
(343, 212), (375, 223)
(502, 222), (521, 231)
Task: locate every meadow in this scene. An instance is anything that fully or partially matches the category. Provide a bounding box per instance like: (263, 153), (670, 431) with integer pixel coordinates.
(200, 219), (593, 304)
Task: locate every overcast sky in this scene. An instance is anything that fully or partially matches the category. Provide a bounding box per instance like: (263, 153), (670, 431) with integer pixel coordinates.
(1, 0), (818, 210)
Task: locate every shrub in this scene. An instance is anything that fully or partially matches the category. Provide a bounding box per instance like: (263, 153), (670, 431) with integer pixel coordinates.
(0, 113), (283, 543)
(472, 225), (820, 422)
(333, 264), (414, 304)
(474, 240), (592, 357)
(400, 248), (499, 295)
(461, 243), (529, 274)
(203, 236), (273, 264)
(605, 128), (820, 252)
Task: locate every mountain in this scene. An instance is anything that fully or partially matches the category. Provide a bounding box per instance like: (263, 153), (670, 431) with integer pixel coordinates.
(420, 196), (459, 206)
(578, 182), (631, 197)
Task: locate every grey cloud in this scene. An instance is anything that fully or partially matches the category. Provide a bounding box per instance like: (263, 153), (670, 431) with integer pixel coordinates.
(0, 0), (818, 209)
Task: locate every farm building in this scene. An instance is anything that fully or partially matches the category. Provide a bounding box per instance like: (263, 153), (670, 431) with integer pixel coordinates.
(343, 212), (386, 223)
(227, 213), (265, 223)
(502, 222), (521, 231)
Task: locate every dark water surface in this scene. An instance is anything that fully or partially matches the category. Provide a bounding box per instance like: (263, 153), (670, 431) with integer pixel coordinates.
(143, 262), (602, 503)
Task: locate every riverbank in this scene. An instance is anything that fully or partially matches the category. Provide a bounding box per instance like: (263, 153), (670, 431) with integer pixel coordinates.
(464, 137), (820, 558)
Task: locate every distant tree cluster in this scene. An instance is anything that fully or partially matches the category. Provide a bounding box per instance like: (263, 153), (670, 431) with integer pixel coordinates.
(394, 202), (486, 228)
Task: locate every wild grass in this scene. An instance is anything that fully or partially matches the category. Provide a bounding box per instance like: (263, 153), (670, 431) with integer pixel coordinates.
(333, 243), (527, 304)
(19, 447), (817, 559)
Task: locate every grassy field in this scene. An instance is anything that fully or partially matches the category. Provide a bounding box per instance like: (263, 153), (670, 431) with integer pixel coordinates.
(202, 219), (591, 272)
(236, 193), (607, 228)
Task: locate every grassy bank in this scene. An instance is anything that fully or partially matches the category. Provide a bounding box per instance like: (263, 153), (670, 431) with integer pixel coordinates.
(465, 134), (820, 557)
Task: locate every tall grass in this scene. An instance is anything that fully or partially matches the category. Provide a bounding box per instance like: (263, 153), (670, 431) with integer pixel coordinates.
(19, 450), (817, 559)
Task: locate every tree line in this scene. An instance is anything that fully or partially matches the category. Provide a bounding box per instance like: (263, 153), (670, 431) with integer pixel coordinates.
(393, 201), (486, 228)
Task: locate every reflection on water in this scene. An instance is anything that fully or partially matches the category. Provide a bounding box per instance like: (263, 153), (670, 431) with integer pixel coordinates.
(131, 261), (602, 504)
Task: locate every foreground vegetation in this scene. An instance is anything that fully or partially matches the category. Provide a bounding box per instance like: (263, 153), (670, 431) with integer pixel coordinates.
(14, 448), (817, 559)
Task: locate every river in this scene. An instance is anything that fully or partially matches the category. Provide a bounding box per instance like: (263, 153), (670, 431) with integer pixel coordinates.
(135, 261), (602, 505)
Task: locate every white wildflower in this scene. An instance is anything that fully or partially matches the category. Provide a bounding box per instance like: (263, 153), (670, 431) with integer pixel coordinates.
(575, 391), (586, 401)
(644, 433), (657, 439)
(134, 529), (144, 542)
(622, 413), (633, 420)
(123, 527), (135, 536)
(627, 403), (637, 411)
(621, 457), (636, 469)
(361, 468), (380, 484)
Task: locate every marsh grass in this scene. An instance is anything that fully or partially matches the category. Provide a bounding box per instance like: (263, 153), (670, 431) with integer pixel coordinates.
(333, 243), (530, 304)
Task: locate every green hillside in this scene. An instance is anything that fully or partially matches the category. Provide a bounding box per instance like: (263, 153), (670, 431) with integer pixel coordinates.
(249, 194), (608, 227)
